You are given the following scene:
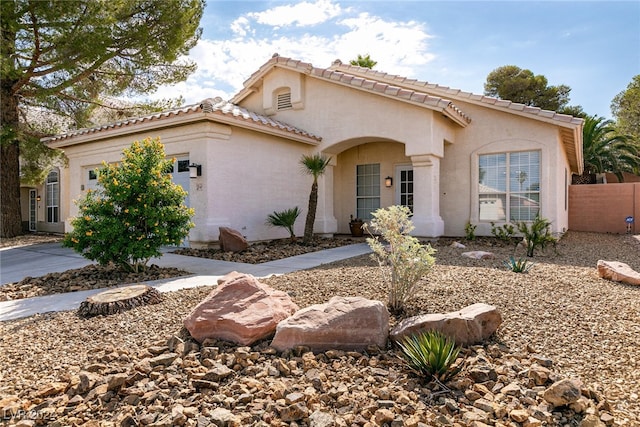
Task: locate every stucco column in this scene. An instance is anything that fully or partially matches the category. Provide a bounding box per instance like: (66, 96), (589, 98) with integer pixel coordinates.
(313, 161), (338, 236)
(411, 154), (444, 237)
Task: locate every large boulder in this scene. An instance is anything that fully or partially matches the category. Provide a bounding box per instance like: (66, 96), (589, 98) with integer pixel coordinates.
(271, 296), (389, 352)
(597, 260), (640, 286)
(390, 303), (502, 346)
(183, 272), (299, 345)
(219, 227), (249, 252)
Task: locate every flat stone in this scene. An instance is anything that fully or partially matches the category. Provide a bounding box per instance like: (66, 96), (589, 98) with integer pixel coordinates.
(462, 251), (495, 259)
(390, 303), (502, 346)
(597, 260), (640, 286)
(271, 296), (389, 352)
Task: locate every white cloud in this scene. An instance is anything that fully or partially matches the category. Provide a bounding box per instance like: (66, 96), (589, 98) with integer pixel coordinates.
(150, 2), (436, 105)
(230, 16), (251, 37)
(248, 0), (344, 28)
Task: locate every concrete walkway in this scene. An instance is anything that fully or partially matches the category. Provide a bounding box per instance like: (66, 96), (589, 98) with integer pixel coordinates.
(0, 242), (372, 322)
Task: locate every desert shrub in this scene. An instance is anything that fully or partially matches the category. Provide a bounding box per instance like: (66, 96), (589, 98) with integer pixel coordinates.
(503, 256), (534, 273)
(464, 221), (476, 241)
(364, 205), (436, 314)
(266, 207), (301, 242)
(63, 138), (194, 272)
(490, 222), (516, 242)
(396, 330), (461, 382)
(516, 215), (557, 257)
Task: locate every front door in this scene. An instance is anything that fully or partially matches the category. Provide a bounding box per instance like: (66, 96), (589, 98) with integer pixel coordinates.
(395, 165), (414, 212)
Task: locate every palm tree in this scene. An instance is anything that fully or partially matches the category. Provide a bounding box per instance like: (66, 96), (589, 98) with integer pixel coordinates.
(574, 116), (640, 183)
(266, 207), (301, 242)
(350, 54), (377, 69)
(300, 153), (331, 244)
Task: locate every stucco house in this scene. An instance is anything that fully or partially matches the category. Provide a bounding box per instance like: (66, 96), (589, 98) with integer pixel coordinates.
(28, 55), (584, 246)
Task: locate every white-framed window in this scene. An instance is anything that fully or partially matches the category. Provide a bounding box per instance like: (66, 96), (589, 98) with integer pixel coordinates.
(356, 163), (380, 220)
(396, 166), (414, 212)
(478, 151), (540, 222)
(46, 169), (60, 223)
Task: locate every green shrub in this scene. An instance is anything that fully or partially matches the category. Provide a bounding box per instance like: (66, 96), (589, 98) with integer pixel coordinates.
(516, 215), (557, 257)
(490, 222), (516, 242)
(503, 256), (534, 273)
(364, 205), (436, 314)
(396, 330), (461, 382)
(266, 207), (301, 242)
(464, 222), (476, 241)
(63, 138), (194, 272)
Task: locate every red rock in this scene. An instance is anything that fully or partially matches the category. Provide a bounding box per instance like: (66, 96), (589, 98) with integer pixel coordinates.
(218, 227), (249, 252)
(271, 296), (389, 352)
(597, 260), (640, 286)
(390, 303), (502, 346)
(184, 272), (298, 345)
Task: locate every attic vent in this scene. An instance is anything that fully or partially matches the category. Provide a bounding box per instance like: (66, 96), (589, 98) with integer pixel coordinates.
(277, 92), (292, 110)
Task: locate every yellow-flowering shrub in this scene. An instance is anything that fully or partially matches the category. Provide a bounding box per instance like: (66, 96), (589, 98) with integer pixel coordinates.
(63, 137), (194, 272)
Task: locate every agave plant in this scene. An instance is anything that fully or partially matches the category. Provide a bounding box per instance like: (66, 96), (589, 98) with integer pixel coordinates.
(266, 207), (301, 242)
(504, 255), (534, 273)
(396, 330), (461, 383)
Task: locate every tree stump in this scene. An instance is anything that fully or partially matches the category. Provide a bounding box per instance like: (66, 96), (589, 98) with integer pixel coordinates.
(78, 284), (162, 317)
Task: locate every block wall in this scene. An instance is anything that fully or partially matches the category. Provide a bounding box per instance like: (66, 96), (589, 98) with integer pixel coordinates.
(568, 183), (639, 234)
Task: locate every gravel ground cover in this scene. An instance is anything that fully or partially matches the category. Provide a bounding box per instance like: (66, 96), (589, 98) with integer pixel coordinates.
(0, 231), (638, 426)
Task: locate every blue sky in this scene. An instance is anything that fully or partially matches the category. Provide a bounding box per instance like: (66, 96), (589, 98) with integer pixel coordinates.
(152, 0), (640, 119)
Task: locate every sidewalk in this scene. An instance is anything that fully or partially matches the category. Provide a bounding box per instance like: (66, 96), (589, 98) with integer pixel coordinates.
(0, 243), (372, 322)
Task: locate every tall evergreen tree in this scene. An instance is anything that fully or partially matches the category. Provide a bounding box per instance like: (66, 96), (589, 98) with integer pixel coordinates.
(0, 0), (204, 237)
(484, 65), (581, 112)
(611, 75), (640, 142)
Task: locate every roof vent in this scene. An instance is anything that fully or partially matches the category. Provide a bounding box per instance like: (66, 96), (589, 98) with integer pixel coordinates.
(277, 92), (292, 110)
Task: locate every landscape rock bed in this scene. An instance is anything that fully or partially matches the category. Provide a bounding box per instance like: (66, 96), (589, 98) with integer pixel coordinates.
(0, 231), (638, 425)
(0, 264), (189, 301)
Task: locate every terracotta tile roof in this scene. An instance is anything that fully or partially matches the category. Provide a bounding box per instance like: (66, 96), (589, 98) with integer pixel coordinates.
(43, 97), (321, 145)
(234, 55), (472, 127)
(330, 61), (584, 127)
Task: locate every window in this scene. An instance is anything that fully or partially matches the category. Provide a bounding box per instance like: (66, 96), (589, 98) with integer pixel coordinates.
(479, 151), (540, 222)
(356, 164), (380, 220)
(398, 167), (414, 212)
(46, 170), (59, 223)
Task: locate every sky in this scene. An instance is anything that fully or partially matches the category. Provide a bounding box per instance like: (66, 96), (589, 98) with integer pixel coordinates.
(151, 0), (640, 119)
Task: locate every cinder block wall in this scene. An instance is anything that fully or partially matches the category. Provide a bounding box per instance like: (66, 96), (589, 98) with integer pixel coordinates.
(569, 183), (639, 234)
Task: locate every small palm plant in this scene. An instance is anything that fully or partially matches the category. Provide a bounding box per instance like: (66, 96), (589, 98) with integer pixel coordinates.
(266, 207), (301, 242)
(503, 256), (534, 273)
(396, 330), (461, 384)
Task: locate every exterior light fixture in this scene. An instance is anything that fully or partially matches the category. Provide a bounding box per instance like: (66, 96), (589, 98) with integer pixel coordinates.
(189, 163), (202, 179)
(36, 195), (41, 202)
(385, 176), (393, 188)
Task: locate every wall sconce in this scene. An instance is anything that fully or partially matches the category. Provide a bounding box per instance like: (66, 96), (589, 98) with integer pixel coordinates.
(189, 163), (202, 179)
(36, 195), (41, 202)
(385, 176), (393, 188)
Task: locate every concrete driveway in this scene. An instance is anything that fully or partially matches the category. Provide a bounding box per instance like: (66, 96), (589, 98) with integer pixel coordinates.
(0, 243), (94, 285)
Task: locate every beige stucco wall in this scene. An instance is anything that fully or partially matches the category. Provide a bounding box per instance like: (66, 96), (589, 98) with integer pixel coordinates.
(55, 119), (318, 247)
(440, 102), (571, 236)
